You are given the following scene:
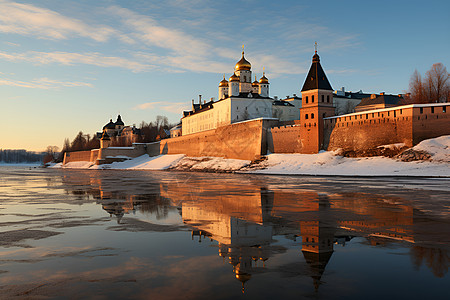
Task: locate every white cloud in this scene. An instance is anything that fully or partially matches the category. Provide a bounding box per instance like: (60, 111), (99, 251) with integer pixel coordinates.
(0, 76), (92, 89)
(0, 51), (155, 72)
(0, 0), (123, 42)
(133, 101), (190, 113)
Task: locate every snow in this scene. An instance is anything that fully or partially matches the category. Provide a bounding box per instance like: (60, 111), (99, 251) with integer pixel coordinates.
(59, 161), (94, 169)
(92, 154), (185, 170)
(247, 151), (449, 177)
(172, 156), (250, 171)
(377, 143), (405, 150)
(412, 135), (450, 162)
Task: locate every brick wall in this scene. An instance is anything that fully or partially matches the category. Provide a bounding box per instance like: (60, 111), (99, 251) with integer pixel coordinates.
(323, 104), (449, 151)
(160, 118), (277, 161)
(63, 150), (93, 164)
(268, 126), (302, 153)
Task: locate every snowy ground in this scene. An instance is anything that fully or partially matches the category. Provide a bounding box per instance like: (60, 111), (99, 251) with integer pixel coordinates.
(52, 136), (450, 177)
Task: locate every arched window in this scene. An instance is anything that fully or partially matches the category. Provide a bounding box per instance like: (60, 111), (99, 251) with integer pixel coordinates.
(305, 96), (309, 104)
(311, 113), (315, 119)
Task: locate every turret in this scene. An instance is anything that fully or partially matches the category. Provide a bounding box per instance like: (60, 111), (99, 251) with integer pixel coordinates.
(115, 114), (124, 131)
(235, 46), (252, 93)
(218, 75), (229, 99)
(252, 76), (259, 94)
(229, 73), (240, 97)
(100, 129), (111, 148)
(258, 71), (269, 97)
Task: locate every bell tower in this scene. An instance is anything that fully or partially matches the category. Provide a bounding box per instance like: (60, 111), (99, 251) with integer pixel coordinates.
(300, 44), (335, 153)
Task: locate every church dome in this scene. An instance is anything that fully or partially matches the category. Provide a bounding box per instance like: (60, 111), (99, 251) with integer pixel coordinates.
(103, 119), (116, 130)
(229, 73), (239, 82)
(101, 129), (110, 140)
(235, 51), (251, 71)
(219, 76), (229, 87)
(259, 73), (269, 84)
(252, 76), (259, 86)
(115, 115), (124, 126)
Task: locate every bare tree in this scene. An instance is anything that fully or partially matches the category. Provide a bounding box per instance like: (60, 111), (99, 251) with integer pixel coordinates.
(409, 63), (449, 103)
(409, 69), (426, 103)
(424, 63), (449, 103)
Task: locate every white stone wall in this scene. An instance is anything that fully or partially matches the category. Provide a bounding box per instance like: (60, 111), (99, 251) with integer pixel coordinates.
(333, 96), (362, 115)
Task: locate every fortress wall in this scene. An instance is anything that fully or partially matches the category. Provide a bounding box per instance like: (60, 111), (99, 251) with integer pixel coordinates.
(160, 119), (277, 161)
(324, 104), (449, 151)
(63, 150), (93, 164)
(145, 142), (162, 156)
(267, 126), (303, 153)
(412, 105), (450, 144)
(98, 147), (146, 159)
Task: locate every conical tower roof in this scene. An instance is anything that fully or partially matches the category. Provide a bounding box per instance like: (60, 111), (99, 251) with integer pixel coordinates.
(301, 52), (332, 92)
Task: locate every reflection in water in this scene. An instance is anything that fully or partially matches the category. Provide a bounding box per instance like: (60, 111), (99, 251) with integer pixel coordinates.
(58, 170), (450, 294)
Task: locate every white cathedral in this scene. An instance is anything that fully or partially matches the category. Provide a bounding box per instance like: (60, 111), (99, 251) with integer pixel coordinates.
(181, 48), (299, 136)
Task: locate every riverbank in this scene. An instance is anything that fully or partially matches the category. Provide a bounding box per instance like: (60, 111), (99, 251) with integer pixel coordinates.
(52, 135), (450, 177)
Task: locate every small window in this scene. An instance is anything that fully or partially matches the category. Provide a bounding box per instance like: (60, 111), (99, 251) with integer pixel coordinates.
(400, 109), (403, 114)
(431, 107), (435, 113)
(366, 114), (368, 119)
(327, 95), (330, 103)
(378, 112), (380, 117)
(311, 113), (315, 119)
(323, 113), (326, 118)
(312, 95), (315, 103)
(444, 107), (447, 113)
(388, 111), (390, 116)
(372, 113), (374, 117)
(321, 95), (324, 102)
(305, 114), (309, 119)
(420, 107), (423, 114)
(306, 96), (309, 104)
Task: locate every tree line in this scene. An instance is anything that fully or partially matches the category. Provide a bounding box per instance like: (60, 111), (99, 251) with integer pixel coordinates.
(54, 115), (175, 162)
(406, 63), (449, 104)
(0, 149), (45, 163)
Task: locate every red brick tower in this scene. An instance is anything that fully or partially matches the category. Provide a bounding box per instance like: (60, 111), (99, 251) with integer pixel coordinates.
(300, 49), (335, 153)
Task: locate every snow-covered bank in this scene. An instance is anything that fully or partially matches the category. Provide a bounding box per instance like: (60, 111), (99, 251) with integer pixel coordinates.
(246, 151), (449, 177)
(53, 154), (185, 170)
(246, 136), (450, 177)
(51, 136), (450, 177)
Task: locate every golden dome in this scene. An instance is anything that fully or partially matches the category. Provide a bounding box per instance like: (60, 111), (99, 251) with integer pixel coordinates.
(252, 76), (259, 86)
(219, 74), (228, 87)
(229, 73), (239, 82)
(259, 72), (269, 84)
(235, 51), (251, 71)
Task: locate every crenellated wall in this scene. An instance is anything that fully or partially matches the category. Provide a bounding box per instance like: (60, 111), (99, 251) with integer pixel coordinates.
(323, 104), (449, 151)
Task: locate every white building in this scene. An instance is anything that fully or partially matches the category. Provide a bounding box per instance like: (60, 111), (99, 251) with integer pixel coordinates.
(182, 49), (298, 135)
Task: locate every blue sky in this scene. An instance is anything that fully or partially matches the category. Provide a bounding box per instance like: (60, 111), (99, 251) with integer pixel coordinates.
(1, 0), (449, 151)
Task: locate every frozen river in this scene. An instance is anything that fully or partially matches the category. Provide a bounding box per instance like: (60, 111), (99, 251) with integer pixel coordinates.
(0, 166), (449, 299)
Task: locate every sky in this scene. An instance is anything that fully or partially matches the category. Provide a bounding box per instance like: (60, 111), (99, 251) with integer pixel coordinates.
(0, 0), (449, 151)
